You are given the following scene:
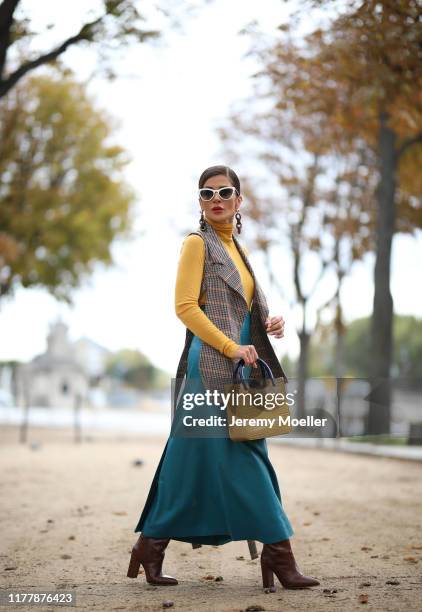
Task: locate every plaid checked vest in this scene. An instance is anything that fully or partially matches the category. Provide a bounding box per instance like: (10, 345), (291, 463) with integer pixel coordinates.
(174, 220), (287, 408)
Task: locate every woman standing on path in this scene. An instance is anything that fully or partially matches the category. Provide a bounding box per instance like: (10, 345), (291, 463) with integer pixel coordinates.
(127, 165), (320, 593)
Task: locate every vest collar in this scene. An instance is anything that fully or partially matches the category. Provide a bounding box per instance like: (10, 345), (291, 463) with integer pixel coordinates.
(202, 220), (255, 311)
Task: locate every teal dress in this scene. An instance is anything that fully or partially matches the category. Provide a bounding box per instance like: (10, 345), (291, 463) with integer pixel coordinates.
(134, 307), (294, 545)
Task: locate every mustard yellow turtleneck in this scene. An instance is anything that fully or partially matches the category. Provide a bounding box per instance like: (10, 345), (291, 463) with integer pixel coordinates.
(174, 216), (255, 359)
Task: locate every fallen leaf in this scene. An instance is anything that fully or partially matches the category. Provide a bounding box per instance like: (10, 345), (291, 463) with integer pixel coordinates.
(358, 593), (369, 604)
(361, 546), (372, 551)
(112, 511), (127, 516)
(386, 579), (400, 585)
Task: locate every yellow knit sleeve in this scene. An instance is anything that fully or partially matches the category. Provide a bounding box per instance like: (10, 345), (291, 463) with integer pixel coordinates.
(174, 234), (239, 359)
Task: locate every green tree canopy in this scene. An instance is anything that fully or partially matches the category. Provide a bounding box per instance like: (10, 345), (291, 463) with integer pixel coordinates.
(0, 72), (135, 304)
(105, 348), (170, 390)
(309, 315), (422, 379)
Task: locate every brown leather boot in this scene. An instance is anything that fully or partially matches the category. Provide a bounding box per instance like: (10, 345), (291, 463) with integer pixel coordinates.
(127, 534), (178, 585)
(261, 538), (320, 590)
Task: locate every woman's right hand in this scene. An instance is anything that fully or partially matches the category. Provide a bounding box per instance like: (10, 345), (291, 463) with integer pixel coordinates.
(233, 344), (259, 368)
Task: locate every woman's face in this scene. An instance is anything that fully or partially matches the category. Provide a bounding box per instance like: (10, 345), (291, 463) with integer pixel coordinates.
(199, 174), (242, 225)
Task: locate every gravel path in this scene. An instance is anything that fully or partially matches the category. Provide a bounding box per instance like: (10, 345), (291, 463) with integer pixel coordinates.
(1, 426), (421, 611)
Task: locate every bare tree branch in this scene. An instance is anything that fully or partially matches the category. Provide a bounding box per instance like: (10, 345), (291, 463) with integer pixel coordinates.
(0, 0), (20, 80)
(0, 1), (161, 98)
(0, 16), (106, 97)
(397, 131), (422, 160)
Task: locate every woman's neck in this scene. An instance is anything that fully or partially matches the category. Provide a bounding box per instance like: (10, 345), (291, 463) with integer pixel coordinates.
(205, 216), (233, 244)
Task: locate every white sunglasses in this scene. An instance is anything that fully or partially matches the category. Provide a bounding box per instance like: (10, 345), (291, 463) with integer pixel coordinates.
(198, 186), (239, 201)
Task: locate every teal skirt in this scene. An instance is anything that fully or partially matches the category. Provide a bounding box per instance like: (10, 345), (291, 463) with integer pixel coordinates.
(134, 308), (294, 545)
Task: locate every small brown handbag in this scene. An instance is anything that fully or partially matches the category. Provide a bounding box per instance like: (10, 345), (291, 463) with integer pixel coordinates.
(224, 358), (292, 441)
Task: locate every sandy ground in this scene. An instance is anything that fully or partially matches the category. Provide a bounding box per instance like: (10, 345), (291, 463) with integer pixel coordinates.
(1, 425), (421, 612)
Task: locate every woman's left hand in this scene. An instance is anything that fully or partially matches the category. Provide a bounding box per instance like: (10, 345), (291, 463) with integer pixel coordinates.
(265, 315), (285, 339)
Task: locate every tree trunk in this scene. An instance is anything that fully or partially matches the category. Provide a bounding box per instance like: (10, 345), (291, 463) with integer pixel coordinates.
(367, 111), (396, 435)
(334, 300), (346, 438)
(296, 328), (310, 421)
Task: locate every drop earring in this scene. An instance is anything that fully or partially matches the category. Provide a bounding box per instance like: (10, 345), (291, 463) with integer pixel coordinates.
(199, 209), (207, 231)
(235, 211), (242, 234)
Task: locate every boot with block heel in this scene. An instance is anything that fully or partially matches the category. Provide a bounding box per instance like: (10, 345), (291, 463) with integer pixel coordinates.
(261, 538), (320, 590)
(127, 534), (178, 585)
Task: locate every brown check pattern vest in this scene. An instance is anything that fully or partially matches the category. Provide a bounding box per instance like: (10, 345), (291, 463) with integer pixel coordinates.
(174, 219), (287, 408)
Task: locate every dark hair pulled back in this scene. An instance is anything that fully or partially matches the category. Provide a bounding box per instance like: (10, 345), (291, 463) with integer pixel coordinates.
(198, 165), (240, 195)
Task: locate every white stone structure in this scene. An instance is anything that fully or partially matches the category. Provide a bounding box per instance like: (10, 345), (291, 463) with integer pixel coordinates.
(17, 320), (89, 409)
